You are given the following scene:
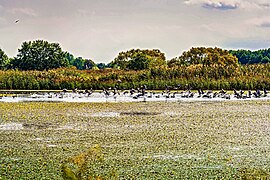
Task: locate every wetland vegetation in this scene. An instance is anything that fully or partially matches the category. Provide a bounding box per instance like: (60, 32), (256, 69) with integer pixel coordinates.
(0, 100), (269, 179)
(1, 42), (270, 90)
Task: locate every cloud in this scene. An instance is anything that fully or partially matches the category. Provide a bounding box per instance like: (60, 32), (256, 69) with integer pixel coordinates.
(184, 0), (240, 10)
(260, 22), (270, 28)
(184, 0), (270, 10)
(10, 8), (38, 17)
(246, 16), (270, 28)
(202, 1), (239, 10)
(0, 17), (7, 24)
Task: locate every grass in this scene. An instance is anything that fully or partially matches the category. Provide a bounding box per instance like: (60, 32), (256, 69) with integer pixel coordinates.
(0, 100), (269, 179)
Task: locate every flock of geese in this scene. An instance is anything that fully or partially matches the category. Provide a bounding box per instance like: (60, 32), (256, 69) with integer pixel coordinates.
(0, 85), (268, 99)
(0, 85), (268, 101)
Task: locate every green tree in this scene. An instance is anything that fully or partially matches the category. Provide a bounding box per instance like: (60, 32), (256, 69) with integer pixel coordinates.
(71, 57), (96, 70)
(72, 57), (85, 70)
(111, 49), (166, 70)
(127, 53), (150, 70)
(230, 48), (270, 64)
(261, 56), (270, 63)
(64, 52), (97, 70)
(0, 48), (9, 70)
(171, 47), (239, 68)
(84, 59), (96, 69)
(64, 51), (75, 66)
(96, 63), (107, 69)
(11, 40), (68, 70)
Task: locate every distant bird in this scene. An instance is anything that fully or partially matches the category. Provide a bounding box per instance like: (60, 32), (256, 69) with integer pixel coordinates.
(233, 89), (241, 99)
(103, 88), (110, 96)
(248, 90), (252, 98)
(253, 89), (262, 98)
(213, 92), (218, 98)
(84, 88), (93, 96)
(219, 89), (226, 95)
(197, 89), (204, 97)
(263, 88), (268, 97)
(202, 90), (212, 98)
(15, 19), (19, 23)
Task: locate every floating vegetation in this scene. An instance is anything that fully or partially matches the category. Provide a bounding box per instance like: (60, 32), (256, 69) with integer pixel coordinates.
(236, 167), (270, 179)
(62, 144), (117, 180)
(22, 122), (57, 129)
(0, 101), (269, 179)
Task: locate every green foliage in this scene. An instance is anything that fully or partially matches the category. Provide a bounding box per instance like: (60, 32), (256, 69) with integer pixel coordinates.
(0, 46), (270, 90)
(236, 167), (269, 179)
(0, 48), (9, 70)
(127, 53), (150, 70)
(1, 101), (270, 179)
(62, 144), (117, 180)
(169, 47), (239, 69)
(111, 49), (167, 70)
(96, 63), (108, 69)
(11, 40), (68, 70)
(0, 62), (270, 90)
(230, 48), (270, 64)
(65, 52), (97, 70)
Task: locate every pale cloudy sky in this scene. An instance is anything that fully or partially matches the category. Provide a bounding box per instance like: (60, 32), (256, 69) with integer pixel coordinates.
(0, 0), (270, 63)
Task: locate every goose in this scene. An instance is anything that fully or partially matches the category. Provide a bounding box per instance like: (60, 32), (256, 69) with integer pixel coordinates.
(213, 92), (218, 98)
(219, 89), (226, 95)
(113, 87), (120, 96)
(197, 89), (203, 97)
(253, 89), (261, 98)
(233, 89), (241, 99)
(103, 88), (110, 97)
(85, 89), (93, 96)
(170, 92), (177, 98)
(247, 90), (252, 98)
(141, 85), (147, 96)
(130, 88), (136, 95)
(202, 90), (212, 98)
(122, 90), (129, 95)
(263, 88), (268, 97)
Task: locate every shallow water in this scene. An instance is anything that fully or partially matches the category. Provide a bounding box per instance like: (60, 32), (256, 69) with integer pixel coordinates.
(91, 112), (120, 117)
(0, 92), (269, 103)
(0, 123), (23, 130)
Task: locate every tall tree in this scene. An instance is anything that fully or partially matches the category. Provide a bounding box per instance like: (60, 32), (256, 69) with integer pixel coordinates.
(0, 48), (9, 70)
(11, 40), (68, 70)
(111, 49), (167, 70)
(64, 52), (97, 70)
(230, 48), (270, 64)
(169, 47), (239, 68)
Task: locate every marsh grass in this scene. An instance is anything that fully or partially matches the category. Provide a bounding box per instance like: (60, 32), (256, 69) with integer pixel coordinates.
(0, 101), (269, 179)
(236, 167), (269, 179)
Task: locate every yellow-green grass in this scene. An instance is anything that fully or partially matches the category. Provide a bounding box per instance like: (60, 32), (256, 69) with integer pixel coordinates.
(0, 101), (269, 179)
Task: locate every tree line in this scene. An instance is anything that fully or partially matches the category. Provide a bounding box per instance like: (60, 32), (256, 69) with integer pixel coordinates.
(1, 39), (270, 71)
(230, 49), (270, 64)
(0, 40), (270, 90)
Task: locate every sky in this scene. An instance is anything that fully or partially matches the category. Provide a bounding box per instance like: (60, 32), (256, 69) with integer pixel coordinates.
(0, 0), (270, 63)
